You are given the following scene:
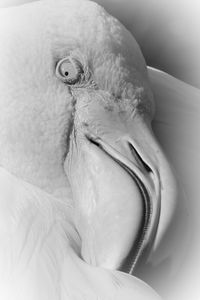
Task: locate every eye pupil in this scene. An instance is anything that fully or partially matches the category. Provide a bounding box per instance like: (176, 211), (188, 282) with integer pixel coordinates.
(64, 71), (69, 77)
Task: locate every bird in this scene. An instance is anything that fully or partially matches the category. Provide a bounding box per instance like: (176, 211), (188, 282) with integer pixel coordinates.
(0, 0), (180, 299)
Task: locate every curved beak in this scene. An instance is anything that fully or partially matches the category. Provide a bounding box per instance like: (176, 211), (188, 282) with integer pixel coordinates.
(64, 88), (177, 274)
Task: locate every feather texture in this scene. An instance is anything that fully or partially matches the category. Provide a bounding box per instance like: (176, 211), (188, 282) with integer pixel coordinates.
(0, 167), (160, 299)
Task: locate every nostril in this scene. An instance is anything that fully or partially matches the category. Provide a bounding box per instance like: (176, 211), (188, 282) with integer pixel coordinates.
(128, 143), (152, 173)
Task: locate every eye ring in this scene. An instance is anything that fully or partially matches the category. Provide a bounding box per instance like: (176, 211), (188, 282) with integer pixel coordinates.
(55, 56), (84, 85)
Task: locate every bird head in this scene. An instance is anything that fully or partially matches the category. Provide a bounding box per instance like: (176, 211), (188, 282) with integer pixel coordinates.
(0, 0), (177, 273)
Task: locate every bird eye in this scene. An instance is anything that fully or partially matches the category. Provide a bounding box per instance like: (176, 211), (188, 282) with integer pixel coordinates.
(55, 57), (83, 85)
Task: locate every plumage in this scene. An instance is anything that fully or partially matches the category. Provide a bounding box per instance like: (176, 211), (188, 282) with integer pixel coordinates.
(2, 0), (195, 299)
(147, 68), (200, 299)
(0, 166), (161, 299)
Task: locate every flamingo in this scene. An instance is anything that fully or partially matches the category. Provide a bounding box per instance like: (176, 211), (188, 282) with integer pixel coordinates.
(2, 0), (197, 298)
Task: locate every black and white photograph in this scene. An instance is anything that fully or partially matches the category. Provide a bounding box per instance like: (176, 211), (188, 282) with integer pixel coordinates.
(0, 0), (200, 299)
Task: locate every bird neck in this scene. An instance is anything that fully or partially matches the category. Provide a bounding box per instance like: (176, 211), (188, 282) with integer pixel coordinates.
(0, 141), (72, 201)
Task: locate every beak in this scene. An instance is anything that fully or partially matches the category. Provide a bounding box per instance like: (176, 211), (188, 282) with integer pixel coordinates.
(64, 89), (177, 274)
